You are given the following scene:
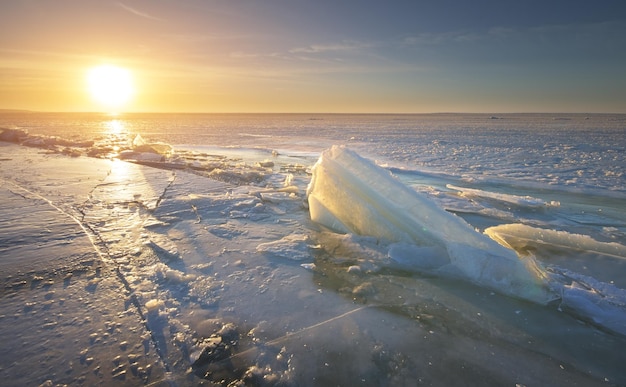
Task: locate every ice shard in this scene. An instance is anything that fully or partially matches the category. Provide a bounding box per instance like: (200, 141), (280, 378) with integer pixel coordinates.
(307, 146), (556, 304)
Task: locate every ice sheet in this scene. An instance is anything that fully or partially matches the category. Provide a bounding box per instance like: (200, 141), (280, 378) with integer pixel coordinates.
(3, 119), (626, 386)
(0, 146), (168, 385)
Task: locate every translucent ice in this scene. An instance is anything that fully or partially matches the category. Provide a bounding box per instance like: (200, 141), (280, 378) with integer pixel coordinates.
(485, 223), (626, 259)
(447, 184), (560, 209)
(306, 145), (555, 304)
(256, 234), (318, 261)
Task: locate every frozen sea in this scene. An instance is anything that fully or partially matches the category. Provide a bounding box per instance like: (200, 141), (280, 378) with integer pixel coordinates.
(1, 112), (625, 386)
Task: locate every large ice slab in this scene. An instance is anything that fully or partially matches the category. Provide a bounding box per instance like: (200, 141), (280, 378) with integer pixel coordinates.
(307, 145), (555, 304)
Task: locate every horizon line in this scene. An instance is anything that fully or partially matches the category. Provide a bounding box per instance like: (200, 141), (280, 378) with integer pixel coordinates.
(1, 109), (625, 115)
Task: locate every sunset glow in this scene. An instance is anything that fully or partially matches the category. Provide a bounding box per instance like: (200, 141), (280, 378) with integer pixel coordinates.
(87, 65), (134, 111)
(1, 1), (625, 113)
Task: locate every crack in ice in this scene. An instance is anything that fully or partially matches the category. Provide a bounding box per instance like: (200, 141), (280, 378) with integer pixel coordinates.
(2, 177), (174, 375)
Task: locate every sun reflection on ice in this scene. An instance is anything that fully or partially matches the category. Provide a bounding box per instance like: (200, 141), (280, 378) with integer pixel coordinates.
(106, 158), (142, 203)
(105, 119), (126, 134)
(103, 119), (130, 153)
(102, 158), (162, 210)
(109, 157), (133, 180)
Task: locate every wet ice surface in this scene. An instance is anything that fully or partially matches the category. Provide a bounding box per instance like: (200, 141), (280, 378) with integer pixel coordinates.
(0, 147), (165, 386)
(1, 113), (626, 386)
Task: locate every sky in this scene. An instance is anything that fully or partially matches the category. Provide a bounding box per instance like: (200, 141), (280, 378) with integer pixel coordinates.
(1, 0), (625, 113)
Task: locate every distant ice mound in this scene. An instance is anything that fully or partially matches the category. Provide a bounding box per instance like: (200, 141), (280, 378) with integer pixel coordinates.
(306, 145), (556, 304)
(119, 134), (173, 162)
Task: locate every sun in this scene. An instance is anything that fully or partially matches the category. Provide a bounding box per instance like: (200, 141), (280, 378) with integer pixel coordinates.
(87, 65), (135, 110)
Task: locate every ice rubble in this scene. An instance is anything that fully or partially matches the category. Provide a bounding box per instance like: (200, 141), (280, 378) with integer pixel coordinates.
(306, 146), (626, 336)
(119, 134), (173, 162)
(307, 145), (555, 304)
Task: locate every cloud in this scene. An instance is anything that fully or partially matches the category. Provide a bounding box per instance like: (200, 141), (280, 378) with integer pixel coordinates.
(289, 41), (373, 54)
(401, 30), (484, 47)
(116, 2), (163, 21)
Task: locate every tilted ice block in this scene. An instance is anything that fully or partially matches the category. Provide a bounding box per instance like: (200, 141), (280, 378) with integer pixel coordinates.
(485, 223), (626, 259)
(307, 146), (556, 304)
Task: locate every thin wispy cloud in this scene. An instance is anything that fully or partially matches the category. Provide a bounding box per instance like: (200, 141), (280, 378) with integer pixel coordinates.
(400, 30), (482, 47)
(289, 41), (373, 54)
(117, 2), (163, 21)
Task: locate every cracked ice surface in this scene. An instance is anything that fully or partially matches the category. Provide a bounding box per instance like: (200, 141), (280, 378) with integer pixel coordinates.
(0, 146), (166, 386)
(2, 142), (626, 386)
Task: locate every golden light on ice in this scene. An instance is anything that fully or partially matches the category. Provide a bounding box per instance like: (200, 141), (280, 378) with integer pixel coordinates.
(87, 65), (134, 109)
